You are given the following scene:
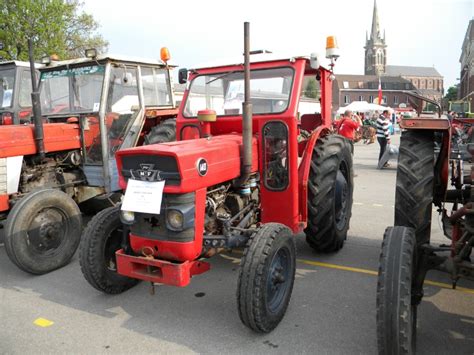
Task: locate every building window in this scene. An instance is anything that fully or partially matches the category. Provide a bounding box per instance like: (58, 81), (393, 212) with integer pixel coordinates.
(394, 96), (399, 105)
(406, 96), (409, 103)
(344, 95), (350, 104)
(359, 95), (364, 101)
(343, 81), (349, 89)
(369, 95), (374, 103)
(382, 96), (387, 104)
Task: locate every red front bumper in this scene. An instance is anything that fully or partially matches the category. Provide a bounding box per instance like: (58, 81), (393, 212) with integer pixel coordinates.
(115, 249), (210, 287)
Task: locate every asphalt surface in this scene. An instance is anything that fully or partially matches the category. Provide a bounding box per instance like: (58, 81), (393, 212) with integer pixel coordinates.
(0, 134), (473, 354)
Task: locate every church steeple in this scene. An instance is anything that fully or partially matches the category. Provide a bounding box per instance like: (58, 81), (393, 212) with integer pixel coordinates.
(364, 0), (387, 75)
(370, 0), (381, 41)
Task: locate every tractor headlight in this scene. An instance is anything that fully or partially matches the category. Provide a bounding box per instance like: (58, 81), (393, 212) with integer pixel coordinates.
(167, 209), (184, 231)
(120, 210), (135, 225)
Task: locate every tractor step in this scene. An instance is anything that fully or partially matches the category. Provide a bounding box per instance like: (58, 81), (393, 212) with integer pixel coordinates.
(115, 249), (210, 287)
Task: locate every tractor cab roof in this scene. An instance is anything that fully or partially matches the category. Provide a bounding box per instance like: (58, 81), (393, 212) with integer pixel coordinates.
(41, 54), (177, 70)
(0, 60), (43, 69)
(190, 54), (328, 74)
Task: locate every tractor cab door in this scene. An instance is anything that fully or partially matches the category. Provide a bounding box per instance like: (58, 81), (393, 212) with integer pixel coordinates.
(83, 63), (144, 192)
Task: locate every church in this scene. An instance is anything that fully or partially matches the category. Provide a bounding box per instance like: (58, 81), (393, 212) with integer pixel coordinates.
(332, 0), (444, 111)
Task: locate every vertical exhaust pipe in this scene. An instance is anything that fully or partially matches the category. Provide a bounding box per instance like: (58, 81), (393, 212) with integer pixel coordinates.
(237, 21), (253, 186)
(28, 39), (45, 160)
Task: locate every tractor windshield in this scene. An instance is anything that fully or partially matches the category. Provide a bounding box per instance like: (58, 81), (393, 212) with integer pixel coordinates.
(39, 65), (105, 115)
(0, 68), (15, 108)
(183, 67), (294, 117)
(450, 102), (470, 114)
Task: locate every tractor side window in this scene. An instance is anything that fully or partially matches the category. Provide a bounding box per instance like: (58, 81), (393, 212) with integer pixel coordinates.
(263, 121), (289, 190)
(18, 70), (33, 108)
(0, 68), (15, 108)
(141, 67), (173, 107)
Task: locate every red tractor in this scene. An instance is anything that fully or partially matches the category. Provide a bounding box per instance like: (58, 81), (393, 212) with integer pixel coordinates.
(377, 96), (474, 353)
(0, 60), (42, 124)
(0, 50), (177, 275)
(80, 23), (354, 332)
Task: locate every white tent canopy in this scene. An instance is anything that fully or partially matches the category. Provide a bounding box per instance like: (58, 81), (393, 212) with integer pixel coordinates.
(337, 101), (393, 114)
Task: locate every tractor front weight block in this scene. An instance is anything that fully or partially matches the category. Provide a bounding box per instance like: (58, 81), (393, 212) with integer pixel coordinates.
(115, 249), (210, 287)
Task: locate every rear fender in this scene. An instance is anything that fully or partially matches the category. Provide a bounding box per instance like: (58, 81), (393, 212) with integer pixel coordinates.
(297, 126), (331, 226)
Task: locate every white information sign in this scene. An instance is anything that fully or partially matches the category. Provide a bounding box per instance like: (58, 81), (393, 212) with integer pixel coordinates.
(121, 179), (165, 214)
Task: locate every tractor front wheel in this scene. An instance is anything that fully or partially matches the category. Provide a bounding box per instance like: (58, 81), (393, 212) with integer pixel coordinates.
(4, 189), (82, 274)
(237, 223), (296, 333)
(80, 206), (139, 294)
(377, 226), (418, 355)
(305, 134), (353, 252)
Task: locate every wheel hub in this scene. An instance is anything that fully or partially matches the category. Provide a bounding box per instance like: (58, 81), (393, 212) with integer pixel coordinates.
(266, 248), (291, 313)
(27, 208), (66, 253)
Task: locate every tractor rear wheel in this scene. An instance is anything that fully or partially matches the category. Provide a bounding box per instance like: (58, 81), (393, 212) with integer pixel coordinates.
(395, 130), (434, 244)
(144, 118), (176, 145)
(80, 206), (139, 294)
(377, 226), (418, 355)
(304, 134), (353, 252)
(237, 223), (296, 333)
(4, 189), (82, 274)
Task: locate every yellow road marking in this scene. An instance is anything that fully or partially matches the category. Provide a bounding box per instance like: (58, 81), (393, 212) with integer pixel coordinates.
(297, 258), (474, 295)
(298, 259), (378, 276)
(225, 252), (474, 294)
(34, 318), (54, 327)
(372, 203), (384, 207)
(353, 202), (364, 206)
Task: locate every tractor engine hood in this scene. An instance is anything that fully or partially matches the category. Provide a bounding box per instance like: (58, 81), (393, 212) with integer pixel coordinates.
(116, 134), (259, 194)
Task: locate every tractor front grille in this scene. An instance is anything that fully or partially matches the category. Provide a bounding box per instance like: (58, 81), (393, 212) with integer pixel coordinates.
(121, 155), (180, 186)
(0, 158), (7, 194)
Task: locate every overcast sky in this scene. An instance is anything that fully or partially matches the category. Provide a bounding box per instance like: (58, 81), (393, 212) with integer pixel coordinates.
(83, 0), (473, 89)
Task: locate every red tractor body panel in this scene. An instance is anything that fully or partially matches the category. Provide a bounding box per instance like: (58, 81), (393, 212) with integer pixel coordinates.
(0, 123), (82, 158)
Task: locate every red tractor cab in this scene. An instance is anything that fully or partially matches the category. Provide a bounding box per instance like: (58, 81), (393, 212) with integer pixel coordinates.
(81, 24), (354, 333)
(0, 61), (42, 125)
(0, 52), (178, 275)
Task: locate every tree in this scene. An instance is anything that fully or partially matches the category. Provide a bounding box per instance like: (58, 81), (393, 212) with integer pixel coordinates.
(304, 78), (319, 99)
(0, 0), (108, 61)
(444, 86), (458, 101)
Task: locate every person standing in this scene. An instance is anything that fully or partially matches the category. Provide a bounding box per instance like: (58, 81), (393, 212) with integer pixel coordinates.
(377, 110), (391, 167)
(335, 110), (362, 142)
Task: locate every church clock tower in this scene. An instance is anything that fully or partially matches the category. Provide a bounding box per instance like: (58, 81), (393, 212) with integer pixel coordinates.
(364, 0), (387, 75)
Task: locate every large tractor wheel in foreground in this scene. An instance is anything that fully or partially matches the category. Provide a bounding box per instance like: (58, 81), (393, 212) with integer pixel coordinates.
(394, 130), (434, 244)
(4, 189), (82, 274)
(305, 134), (353, 252)
(144, 118), (176, 145)
(377, 226), (418, 355)
(80, 206), (139, 294)
(237, 223), (296, 333)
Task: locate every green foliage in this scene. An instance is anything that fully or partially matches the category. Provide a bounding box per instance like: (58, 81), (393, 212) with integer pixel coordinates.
(304, 78), (319, 99)
(444, 86), (458, 101)
(0, 0), (108, 61)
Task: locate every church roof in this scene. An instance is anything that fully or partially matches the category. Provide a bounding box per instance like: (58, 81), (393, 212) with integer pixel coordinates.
(385, 65), (442, 77)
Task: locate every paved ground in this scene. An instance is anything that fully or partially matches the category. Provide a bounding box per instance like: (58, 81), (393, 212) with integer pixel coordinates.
(0, 135), (473, 354)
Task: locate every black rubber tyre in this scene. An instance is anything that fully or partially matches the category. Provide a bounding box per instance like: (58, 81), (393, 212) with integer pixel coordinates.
(80, 206), (139, 294)
(304, 134), (353, 252)
(4, 189), (82, 275)
(79, 192), (122, 215)
(395, 130), (434, 244)
(144, 118), (176, 145)
(377, 226), (418, 355)
(237, 223), (296, 333)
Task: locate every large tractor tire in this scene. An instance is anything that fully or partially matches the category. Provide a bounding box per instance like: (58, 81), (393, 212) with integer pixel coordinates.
(4, 189), (82, 275)
(395, 130), (434, 244)
(144, 118), (176, 145)
(304, 134), (353, 252)
(377, 226), (418, 355)
(237, 223), (296, 333)
(80, 206), (139, 294)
